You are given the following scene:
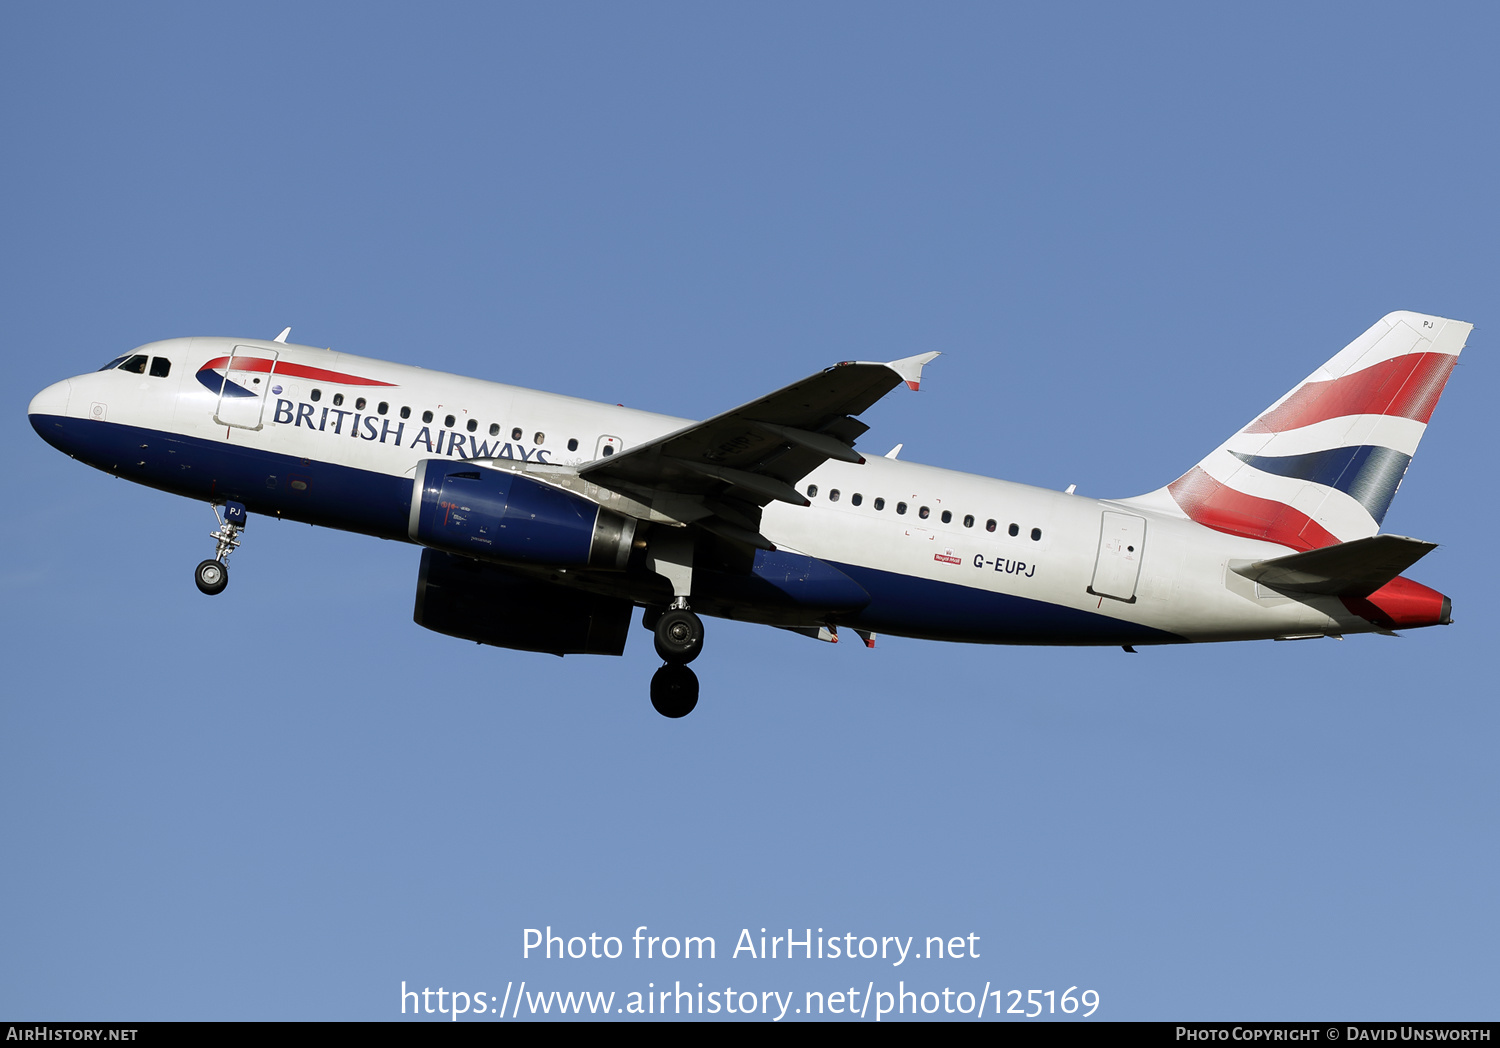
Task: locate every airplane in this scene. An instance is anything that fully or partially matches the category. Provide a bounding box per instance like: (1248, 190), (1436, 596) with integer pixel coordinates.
(28, 311), (1469, 717)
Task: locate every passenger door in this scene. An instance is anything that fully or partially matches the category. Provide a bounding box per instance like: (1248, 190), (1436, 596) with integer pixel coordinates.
(212, 347), (280, 430)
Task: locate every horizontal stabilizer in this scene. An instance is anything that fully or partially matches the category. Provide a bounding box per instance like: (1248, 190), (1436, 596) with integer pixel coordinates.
(1230, 534), (1437, 597)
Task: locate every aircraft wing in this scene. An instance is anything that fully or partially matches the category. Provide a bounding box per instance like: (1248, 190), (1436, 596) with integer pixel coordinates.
(577, 352), (939, 549)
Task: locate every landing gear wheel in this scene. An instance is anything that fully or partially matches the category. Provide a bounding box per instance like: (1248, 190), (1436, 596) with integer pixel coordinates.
(195, 559), (228, 596)
(650, 664), (699, 718)
(653, 608), (704, 664)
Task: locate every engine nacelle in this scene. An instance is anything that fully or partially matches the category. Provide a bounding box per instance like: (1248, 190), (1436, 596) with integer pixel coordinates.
(408, 460), (636, 568)
(414, 549), (632, 656)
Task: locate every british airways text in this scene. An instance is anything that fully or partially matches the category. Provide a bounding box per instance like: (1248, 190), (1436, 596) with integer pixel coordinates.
(273, 399), (551, 462)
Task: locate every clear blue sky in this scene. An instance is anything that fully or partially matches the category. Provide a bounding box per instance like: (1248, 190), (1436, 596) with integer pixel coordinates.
(2, 3), (1495, 1021)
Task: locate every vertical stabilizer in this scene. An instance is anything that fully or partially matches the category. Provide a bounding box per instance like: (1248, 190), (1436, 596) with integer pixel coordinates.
(1135, 311), (1471, 551)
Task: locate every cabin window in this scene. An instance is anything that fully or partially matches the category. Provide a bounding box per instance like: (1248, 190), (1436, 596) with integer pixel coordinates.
(355, 397), (366, 410)
(602, 445), (614, 456)
(941, 510), (952, 524)
(874, 497), (885, 510)
(534, 432), (545, 444)
(149, 357), (171, 378)
(806, 484), (818, 498)
(422, 410), (433, 423)
(963, 514), (974, 528)
(919, 506), (930, 519)
(986, 519), (997, 532)
(851, 493), (863, 506)
(1008, 523), (1019, 537)
(1031, 527), (1042, 541)
(829, 489), (840, 502)
(897, 502), (907, 515)
(120, 355), (148, 374)
(378, 402), (388, 415)
(310, 388), (322, 402)
(490, 423), (500, 436)
(512, 427), (522, 441)
(444, 414), (455, 428)
(400, 406), (411, 419)
(332, 393), (344, 406)
(466, 419), (477, 432)
(567, 438), (578, 451)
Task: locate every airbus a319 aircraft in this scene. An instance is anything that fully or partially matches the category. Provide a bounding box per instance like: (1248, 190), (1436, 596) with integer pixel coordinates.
(29, 311), (1469, 717)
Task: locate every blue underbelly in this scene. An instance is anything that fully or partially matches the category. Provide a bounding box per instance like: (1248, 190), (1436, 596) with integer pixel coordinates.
(31, 414), (412, 540)
(829, 560), (1185, 646)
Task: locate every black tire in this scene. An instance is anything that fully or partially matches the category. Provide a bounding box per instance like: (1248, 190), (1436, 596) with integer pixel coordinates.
(650, 664), (699, 718)
(653, 608), (704, 664)
(195, 559), (228, 596)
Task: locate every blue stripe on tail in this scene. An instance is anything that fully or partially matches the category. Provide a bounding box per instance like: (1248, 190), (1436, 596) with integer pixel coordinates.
(1231, 445), (1411, 523)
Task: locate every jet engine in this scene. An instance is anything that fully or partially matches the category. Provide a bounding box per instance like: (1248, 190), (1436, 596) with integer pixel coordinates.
(408, 460), (636, 568)
(413, 549), (633, 656)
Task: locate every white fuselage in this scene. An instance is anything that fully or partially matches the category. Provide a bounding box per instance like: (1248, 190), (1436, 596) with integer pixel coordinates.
(30, 336), (1384, 646)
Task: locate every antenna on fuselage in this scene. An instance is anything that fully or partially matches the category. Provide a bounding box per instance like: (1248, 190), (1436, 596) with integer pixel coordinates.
(273, 327), (291, 343)
(885, 444), (903, 459)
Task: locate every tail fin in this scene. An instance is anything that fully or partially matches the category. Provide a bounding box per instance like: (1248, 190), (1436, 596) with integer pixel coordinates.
(1138, 311), (1471, 551)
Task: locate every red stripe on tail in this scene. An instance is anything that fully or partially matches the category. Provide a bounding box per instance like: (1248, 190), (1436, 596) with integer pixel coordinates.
(1167, 466), (1340, 551)
(1246, 353), (1456, 434)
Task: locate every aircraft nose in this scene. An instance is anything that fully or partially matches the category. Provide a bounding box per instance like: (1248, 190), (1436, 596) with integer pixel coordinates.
(29, 379), (71, 421)
(29, 379), (72, 449)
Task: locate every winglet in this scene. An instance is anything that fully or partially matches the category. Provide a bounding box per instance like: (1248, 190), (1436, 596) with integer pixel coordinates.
(885, 351), (940, 391)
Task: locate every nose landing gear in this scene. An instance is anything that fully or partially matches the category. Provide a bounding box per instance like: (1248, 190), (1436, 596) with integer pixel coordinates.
(195, 501), (245, 596)
(194, 559), (228, 595)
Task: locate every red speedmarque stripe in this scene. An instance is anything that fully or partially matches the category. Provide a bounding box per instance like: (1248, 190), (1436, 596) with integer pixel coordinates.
(202, 356), (397, 387)
(1168, 466), (1341, 551)
(1246, 352), (1456, 434)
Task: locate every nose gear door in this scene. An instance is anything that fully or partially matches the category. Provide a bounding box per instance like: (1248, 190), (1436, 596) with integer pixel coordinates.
(212, 347), (280, 430)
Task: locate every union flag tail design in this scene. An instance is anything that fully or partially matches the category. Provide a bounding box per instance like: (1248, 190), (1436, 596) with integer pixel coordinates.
(1158, 311), (1471, 551)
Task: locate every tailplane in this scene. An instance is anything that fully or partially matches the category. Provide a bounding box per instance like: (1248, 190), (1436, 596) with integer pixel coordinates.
(1133, 311), (1471, 551)
(1228, 534), (1436, 597)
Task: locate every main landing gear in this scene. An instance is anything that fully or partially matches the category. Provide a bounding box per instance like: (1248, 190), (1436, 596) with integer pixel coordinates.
(653, 607), (704, 663)
(195, 501), (246, 596)
(647, 601), (704, 718)
(650, 664), (699, 719)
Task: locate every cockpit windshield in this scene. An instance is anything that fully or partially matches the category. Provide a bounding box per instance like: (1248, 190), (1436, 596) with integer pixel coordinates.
(97, 353), (166, 376)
